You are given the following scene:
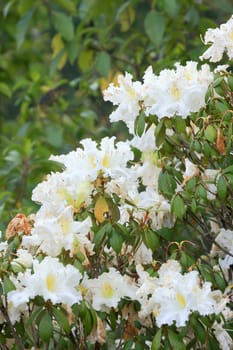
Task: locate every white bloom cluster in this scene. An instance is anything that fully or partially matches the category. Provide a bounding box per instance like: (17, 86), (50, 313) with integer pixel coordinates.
(200, 15), (233, 62)
(104, 61), (213, 128)
(83, 268), (137, 311)
(136, 260), (217, 327)
(7, 257), (82, 322)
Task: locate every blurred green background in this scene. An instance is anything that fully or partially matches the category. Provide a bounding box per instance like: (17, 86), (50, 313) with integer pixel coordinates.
(0, 0), (233, 231)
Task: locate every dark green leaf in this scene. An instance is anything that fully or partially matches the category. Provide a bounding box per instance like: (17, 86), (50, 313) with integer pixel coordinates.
(109, 228), (123, 253)
(52, 307), (71, 334)
(52, 11), (74, 41)
(151, 328), (162, 350)
(168, 329), (186, 350)
(217, 175), (227, 200)
(95, 52), (111, 77)
(134, 111), (145, 137)
(174, 117), (186, 134)
(93, 224), (108, 248)
(38, 311), (53, 342)
(16, 8), (35, 49)
(171, 195), (186, 219)
(154, 119), (166, 147)
(53, 0), (76, 15)
(156, 228), (173, 240)
(3, 277), (16, 293)
(144, 10), (165, 46)
(144, 230), (160, 252)
(0, 83), (11, 98)
(158, 171), (176, 198)
(45, 125), (63, 148)
(204, 125), (216, 142)
(163, 0), (179, 17)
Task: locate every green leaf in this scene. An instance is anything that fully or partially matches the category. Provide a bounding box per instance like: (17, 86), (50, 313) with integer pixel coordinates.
(16, 8), (35, 49)
(168, 329), (186, 350)
(204, 125), (216, 142)
(3, 277), (16, 293)
(214, 271), (226, 291)
(227, 76), (233, 91)
(52, 307), (71, 334)
(185, 176), (196, 192)
(93, 223), (109, 248)
(52, 0), (76, 15)
(151, 328), (162, 350)
(195, 184), (207, 200)
(45, 125), (63, 148)
(95, 51), (111, 78)
(156, 228), (173, 241)
(78, 49), (94, 72)
(109, 228), (123, 253)
(27, 306), (43, 326)
(82, 308), (94, 336)
(222, 164), (233, 174)
(52, 11), (74, 41)
(134, 111), (145, 137)
(158, 171), (176, 198)
(195, 321), (207, 344)
(144, 230), (160, 252)
(155, 119), (165, 147)
(171, 195), (186, 219)
(38, 311), (53, 342)
(174, 117), (186, 133)
(163, 0), (179, 17)
(225, 173), (233, 188)
(217, 175), (227, 200)
(0, 83), (12, 98)
(66, 39), (80, 64)
(144, 10), (165, 46)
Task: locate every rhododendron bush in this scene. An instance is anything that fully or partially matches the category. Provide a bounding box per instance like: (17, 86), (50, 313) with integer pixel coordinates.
(1, 16), (233, 350)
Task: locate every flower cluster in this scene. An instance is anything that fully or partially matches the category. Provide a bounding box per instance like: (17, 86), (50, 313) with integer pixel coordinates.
(0, 14), (233, 350)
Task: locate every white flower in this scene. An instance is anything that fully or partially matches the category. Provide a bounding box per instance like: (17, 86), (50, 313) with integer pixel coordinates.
(8, 256), (82, 308)
(202, 169), (220, 200)
(143, 62), (213, 119)
(11, 249), (33, 269)
(32, 171), (92, 210)
(84, 268), (136, 311)
(103, 73), (143, 132)
(23, 206), (93, 257)
(51, 137), (133, 181)
(7, 292), (28, 324)
(133, 242), (153, 265)
(136, 261), (217, 327)
(183, 158), (199, 182)
(129, 124), (157, 151)
(200, 15), (233, 62)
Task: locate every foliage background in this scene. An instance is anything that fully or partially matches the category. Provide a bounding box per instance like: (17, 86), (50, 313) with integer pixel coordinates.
(1, 0), (233, 232)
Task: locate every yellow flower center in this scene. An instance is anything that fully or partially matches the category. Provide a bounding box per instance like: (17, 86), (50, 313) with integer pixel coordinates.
(152, 308), (159, 317)
(185, 70), (192, 81)
(126, 86), (136, 98)
(230, 31), (233, 41)
(59, 218), (71, 235)
(89, 154), (97, 168)
(171, 84), (181, 100)
(102, 154), (110, 168)
(46, 274), (57, 292)
(176, 292), (186, 308)
(101, 282), (114, 298)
